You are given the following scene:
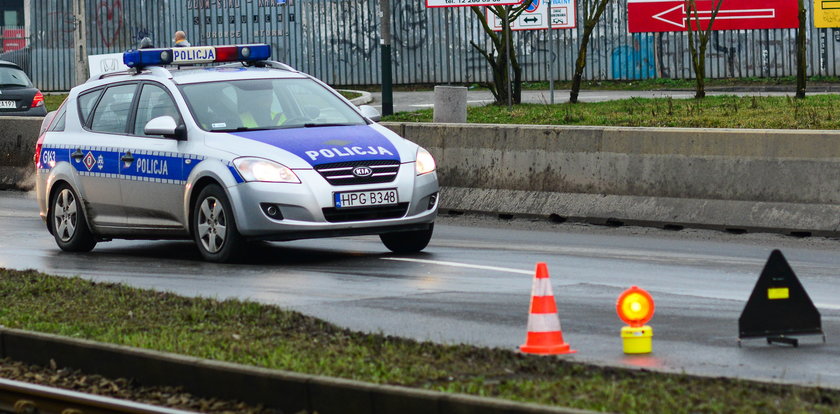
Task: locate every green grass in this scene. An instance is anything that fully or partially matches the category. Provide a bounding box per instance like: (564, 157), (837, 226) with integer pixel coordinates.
(384, 94), (840, 130)
(44, 94), (67, 112)
(1, 268), (839, 413)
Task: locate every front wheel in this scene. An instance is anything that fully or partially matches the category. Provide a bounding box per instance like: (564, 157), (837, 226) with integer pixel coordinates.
(380, 224), (434, 253)
(49, 183), (96, 252)
(193, 184), (244, 262)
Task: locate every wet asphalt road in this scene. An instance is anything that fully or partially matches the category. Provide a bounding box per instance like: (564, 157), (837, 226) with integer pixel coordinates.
(3, 190), (840, 388)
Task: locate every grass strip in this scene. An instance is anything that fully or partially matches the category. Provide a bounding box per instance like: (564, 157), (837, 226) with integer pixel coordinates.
(384, 95), (840, 130)
(1, 268), (838, 413)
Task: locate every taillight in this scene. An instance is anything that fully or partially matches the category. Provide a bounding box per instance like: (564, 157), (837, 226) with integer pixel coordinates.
(31, 91), (44, 108)
(34, 140), (42, 167)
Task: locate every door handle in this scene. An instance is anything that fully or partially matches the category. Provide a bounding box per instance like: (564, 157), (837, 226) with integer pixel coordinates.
(71, 149), (83, 160)
(121, 151), (134, 163)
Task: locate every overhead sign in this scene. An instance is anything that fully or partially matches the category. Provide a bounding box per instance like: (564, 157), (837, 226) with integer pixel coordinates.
(815, 0), (840, 27)
(628, 0), (799, 33)
(426, 0), (524, 7)
(487, 0), (576, 31)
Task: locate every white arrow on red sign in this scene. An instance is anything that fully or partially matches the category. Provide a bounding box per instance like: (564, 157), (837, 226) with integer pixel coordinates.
(653, 4), (776, 29)
(628, 0), (798, 33)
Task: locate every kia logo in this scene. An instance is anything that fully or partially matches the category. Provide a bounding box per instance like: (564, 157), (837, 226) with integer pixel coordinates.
(352, 166), (373, 177)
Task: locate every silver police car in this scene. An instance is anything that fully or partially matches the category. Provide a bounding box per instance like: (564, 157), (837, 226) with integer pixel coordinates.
(34, 44), (438, 262)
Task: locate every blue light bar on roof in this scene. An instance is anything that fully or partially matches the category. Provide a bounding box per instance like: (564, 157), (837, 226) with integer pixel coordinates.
(123, 44), (272, 68)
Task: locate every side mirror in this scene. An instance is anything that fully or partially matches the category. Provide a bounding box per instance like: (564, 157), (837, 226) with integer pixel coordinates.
(359, 105), (381, 122)
(144, 116), (186, 140)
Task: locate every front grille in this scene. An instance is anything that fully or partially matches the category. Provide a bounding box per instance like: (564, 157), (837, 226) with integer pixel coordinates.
(315, 160), (400, 186)
(322, 203), (409, 223)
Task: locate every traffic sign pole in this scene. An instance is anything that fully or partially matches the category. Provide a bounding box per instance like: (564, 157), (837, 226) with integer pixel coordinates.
(505, 6), (512, 109)
(548, 0), (554, 104)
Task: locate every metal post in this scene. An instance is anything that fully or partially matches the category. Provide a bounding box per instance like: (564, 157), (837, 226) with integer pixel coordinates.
(504, 6), (511, 109)
(379, 0), (394, 116)
(284, 0), (291, 62)
(548, 0), (554, 104)
(446, 8), (452, 85)
(72, 0), (88, 86)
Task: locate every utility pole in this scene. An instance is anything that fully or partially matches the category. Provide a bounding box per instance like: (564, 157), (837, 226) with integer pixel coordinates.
(379, 0), (393, 116)
(72, 0), (88, 86)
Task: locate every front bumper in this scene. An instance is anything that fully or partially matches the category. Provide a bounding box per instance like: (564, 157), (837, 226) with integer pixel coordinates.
(226, 164), (438, 240)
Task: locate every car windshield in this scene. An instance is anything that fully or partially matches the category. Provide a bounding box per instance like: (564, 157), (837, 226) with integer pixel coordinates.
(0, 66), (33, 88)
(180, 78), (367, 132)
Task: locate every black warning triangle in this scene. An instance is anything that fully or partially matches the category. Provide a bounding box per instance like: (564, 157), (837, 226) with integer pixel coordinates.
(738, 250), (823, 343)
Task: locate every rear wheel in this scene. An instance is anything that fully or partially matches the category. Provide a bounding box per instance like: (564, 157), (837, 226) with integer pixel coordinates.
(49, 183), (96, 252)
(380, 224), (434, 253)
(193, 184), (244, 262)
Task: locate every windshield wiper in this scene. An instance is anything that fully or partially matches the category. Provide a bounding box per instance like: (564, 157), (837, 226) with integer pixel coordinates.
(212, 127), (274, 132)
(303, 123), (354, 128)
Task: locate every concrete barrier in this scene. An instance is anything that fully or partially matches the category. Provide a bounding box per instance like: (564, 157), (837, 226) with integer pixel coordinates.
(382, 122), (840, 235)
(4, 116), (840, 235)
(0, 116), (41, 190)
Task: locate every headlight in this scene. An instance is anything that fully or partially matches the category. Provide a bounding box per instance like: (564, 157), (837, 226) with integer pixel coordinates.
(415, 147), (436, 175)
(233, 157), (300, 183)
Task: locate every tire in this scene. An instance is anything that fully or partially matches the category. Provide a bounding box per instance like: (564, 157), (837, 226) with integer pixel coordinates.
(49, 183), (96, 252)
(380, 224), (434, 253)
(193, 184), (244, 262)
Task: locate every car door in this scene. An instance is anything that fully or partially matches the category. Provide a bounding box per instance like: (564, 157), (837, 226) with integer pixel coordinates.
(66, 84), (138, 229)
(117, 82), (190, 230)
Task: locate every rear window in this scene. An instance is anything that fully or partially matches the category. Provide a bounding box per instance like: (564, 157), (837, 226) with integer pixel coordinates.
(77, 89), (103, 126)
(0, 66), (32, 88)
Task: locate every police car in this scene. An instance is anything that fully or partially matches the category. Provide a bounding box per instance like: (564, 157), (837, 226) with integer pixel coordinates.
(34, 44), (438, 262)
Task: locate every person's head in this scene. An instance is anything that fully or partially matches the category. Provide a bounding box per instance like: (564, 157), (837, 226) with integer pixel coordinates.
(138, 37), (154, 49)
(173, 31), (187, 42)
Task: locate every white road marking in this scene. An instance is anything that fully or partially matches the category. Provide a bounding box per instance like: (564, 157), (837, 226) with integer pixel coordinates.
(382, 257), (534, 275)
(381, 258), (840, 310)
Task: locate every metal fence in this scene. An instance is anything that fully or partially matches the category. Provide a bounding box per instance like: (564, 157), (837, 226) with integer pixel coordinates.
(24, 0), (840, 91)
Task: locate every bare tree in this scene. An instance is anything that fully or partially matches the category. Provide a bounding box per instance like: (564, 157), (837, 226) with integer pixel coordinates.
(569, 0), (612, 104)
(686, 0), (724, 99)
(795, 0), (807, 98)
(470, 4), (530, 105)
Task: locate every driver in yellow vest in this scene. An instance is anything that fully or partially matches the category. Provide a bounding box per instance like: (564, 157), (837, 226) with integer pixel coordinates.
(237, 87), (287, 129)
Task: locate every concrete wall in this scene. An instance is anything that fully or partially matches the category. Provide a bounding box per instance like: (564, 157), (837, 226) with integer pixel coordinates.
(383, 123), (840, 235)
(5, 117), (840, 235)
(0, 116), (41, 190)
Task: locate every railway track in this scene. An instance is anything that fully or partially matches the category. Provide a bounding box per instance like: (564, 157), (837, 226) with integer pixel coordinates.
(0, 377), (193, 414)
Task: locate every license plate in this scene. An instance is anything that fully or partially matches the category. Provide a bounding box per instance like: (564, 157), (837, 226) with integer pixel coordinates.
(334, 189), (398, 208)
(0, 101), (15, 109)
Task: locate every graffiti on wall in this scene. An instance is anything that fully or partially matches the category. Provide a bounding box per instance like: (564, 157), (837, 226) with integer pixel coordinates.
(27, 0), (840, 90)
(611, 33), (656, 79)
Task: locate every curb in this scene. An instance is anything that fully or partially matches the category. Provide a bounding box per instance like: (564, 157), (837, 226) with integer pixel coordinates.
(344, 89), (373, 106)
(0, 328), (595, 414)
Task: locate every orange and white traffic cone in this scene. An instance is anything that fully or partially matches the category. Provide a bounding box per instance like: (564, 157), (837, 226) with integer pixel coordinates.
(519, 262), (576, 355)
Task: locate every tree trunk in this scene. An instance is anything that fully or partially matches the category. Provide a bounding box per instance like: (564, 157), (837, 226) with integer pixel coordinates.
(795, 0), (807, 99)
(570, 26), (593, 104)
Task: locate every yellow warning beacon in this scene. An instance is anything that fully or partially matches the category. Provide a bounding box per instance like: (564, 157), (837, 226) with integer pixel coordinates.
(616, 286), (655, 354)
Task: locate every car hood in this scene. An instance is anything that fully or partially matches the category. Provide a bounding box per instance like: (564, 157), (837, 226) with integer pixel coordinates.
(205, 124), (413, 168)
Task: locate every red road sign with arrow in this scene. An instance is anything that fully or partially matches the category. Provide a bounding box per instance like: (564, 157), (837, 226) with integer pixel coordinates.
(628, 0), (799, 33)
